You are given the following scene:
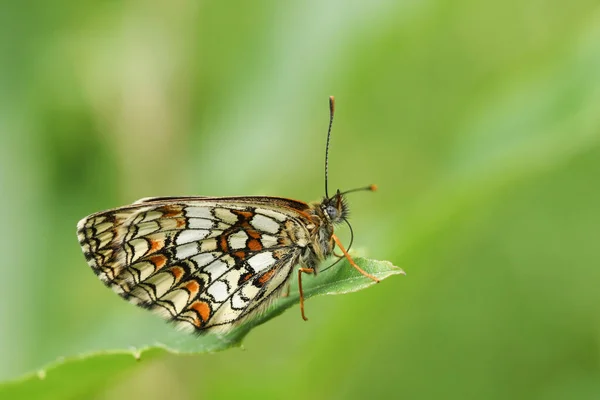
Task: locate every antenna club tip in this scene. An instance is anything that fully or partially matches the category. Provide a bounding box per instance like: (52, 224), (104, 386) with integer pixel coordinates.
(369, 184), (378, 192)
(329, 96), (335, 113)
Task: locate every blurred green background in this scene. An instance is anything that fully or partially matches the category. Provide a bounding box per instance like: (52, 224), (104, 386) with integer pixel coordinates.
(2, 0), (600, 399)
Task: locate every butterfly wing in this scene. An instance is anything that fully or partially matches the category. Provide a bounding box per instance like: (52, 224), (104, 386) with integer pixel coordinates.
(77, 197), (315, 333)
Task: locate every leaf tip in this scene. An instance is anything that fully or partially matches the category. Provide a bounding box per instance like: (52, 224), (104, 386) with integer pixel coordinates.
(375, 259), (406, 277)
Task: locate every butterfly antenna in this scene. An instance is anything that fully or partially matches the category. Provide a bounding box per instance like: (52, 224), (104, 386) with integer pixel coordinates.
(324, 96), (335, 199)
(344, 218), (355, 253)
(341, 184), (378, 196)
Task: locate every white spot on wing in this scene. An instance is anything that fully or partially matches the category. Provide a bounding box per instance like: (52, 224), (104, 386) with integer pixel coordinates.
(191, 252), (215, 268)
(247, 252), (276, 272)
(188, 218), (214, 229)
(257, 209), (288, 221)
(185, 207), (213, 219)
(175, 242), (199, 260)
(238, 283), (261, 304)
(251, 214), (280, 234)
(214, 208), (238, 224)
(207, 280), (229, 302)
(261, 235), (278, 247)
(228, 230), (248, 249)
(200, 239), (217, 252)
(231, 292), (248, 309)
(177, 229), (210, 245)
(205, 259), (228, 278)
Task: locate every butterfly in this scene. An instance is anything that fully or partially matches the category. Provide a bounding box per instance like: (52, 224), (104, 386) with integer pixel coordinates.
(77, 96), (378, 334)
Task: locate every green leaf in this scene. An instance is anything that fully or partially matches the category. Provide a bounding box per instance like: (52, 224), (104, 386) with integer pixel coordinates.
(0, 349), (166, 400)
(0, 257), (403, 399)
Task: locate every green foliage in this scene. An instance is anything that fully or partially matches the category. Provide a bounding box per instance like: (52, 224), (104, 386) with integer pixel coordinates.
(2, 1), (600, 399)
(0, 258), (402, 399)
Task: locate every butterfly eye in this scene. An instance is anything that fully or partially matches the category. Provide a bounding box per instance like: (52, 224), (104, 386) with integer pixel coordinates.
(325, 205), (338, 220)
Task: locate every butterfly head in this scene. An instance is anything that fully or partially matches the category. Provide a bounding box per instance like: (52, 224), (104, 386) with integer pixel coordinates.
(321, 190), (349, 225)
(321, 184), (377, 225)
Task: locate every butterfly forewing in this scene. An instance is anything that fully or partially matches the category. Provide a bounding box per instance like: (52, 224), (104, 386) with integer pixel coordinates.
(77, 197), (316, 333)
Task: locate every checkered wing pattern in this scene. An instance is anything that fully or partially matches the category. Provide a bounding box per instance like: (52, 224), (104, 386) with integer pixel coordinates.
(77, 196), (314, 333)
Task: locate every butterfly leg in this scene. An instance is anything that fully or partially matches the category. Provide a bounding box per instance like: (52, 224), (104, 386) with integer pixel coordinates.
(332, 234), (380, 283)
(298, 267), (314, 321)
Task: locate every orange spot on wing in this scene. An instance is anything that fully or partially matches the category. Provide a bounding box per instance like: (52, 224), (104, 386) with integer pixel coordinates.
(174, 218), (187, 228)
(148, 254), (168, 269)
(247, 239), (262, 251)
(290, 208), (313, 221)
(245, 225), (262, 239)
(219, 235), (229, 252)
(232, 210), (254, 220)
(169, 266), (185, 281)
(183, 280), (200, 297)
(257, 268), (277, 285)
(240, 272), (254, 283)
(158, 205), (183, 218)
(192, 316), (202, 328)
(233, 250), (246, 260)
(148, 238), (164, 253)
(190, 301), (211, 322)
